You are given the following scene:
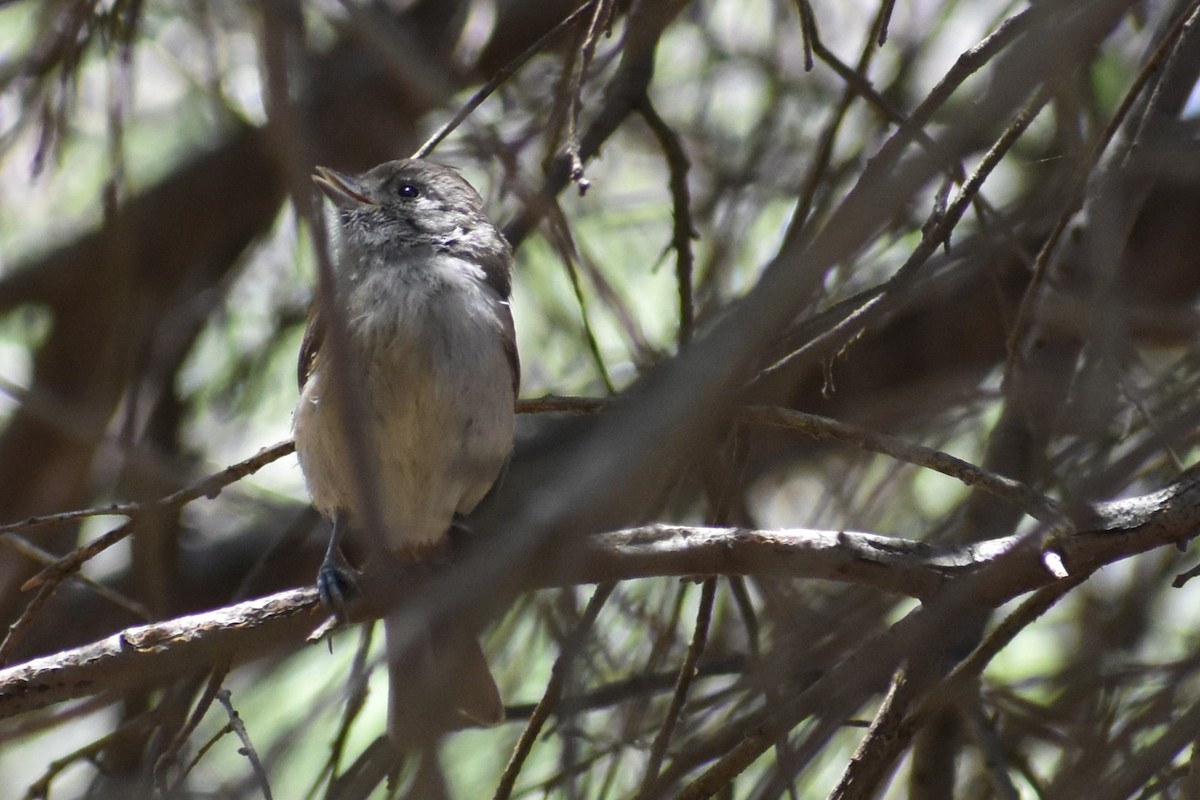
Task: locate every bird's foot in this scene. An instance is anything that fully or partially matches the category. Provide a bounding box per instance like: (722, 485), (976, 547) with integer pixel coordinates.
(317, 558), (359, 621)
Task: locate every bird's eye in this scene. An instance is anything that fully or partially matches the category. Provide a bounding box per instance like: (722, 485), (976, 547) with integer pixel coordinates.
(397, 183), (420, 198)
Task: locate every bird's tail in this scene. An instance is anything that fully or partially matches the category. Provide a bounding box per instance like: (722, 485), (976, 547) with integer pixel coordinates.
(384, 613), (504, 746)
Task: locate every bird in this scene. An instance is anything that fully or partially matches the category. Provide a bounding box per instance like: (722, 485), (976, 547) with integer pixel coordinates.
(292, 158), (517, 744)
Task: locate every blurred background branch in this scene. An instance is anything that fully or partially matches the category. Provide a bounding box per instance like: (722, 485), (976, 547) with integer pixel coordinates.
(3, 0), (1200, 797)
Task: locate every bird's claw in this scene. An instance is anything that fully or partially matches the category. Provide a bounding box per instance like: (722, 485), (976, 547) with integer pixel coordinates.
(317, 560), (358, 621)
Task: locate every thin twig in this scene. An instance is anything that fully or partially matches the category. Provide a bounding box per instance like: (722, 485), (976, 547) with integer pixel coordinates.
(413, 0), (603, 159)
(809, 34), (966, 183)
(493, 582), (615, 800)
(320, 624), (376, 799)
(827, 666), (920, 800)
(0, 577), (71, 665)
(0, 439), (295, 663)
(917, 572), (1089, 725)
(795, 0), (816, 71)
(963, 701), (1021, 800)
(158, 663), (233, 794)
(546, 204), (617, 393)
(0, 692), (117, 746)
(758, 87), (1048, 383)
(0, 439), (295, 542)
(783, 0), (895, 252)
(829, 571), (1088, 800)
(216, 688), (274, 800)
(516, 395), (609, 414)
(2, 534), (150, 620)
(740, 406), (1065, 525)
(875, 0), (897, 45)
(562, 0), (614, 194)
(638, 96), (696, 347)
(20, 713), (156, 800)
(503, 656), (745, 720)
(177, 722), (236, 791)
(636, 578), (717, 799)
(503, 0), (693, 247)
(726, 576), (760, 662)
(1004, 0), (1200, 377)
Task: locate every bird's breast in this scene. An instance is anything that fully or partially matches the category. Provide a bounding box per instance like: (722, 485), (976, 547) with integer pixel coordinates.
(294, 254), (516, 547)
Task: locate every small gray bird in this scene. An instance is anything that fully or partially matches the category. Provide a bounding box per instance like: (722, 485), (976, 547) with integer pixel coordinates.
(293, 159), (517, 743)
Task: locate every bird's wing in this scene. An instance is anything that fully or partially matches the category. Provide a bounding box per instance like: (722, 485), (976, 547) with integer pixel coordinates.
(297, 304), (324, 391)
(499, 300), (520, 398)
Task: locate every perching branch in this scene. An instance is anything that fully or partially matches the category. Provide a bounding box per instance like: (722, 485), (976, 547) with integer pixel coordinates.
(1, 462), (1197, 724)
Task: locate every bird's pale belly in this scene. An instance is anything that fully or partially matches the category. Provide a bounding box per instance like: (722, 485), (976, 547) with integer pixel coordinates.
(294, 320), (514, 549)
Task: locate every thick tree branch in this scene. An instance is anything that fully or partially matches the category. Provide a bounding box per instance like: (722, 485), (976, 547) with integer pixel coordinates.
(1, 463), (1196, 724)
(0, 590), (319, 722)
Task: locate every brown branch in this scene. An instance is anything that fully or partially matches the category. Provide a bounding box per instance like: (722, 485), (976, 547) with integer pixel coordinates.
(0, 463), (1197, 725)
(0, 440), (295, 663)
(493, 582), (614, 800)
(1, 534), (149, 620)
(561, 0), (615, 194)
(516, 394), (609, 414)
(742, 405), (1064, 524)
(1093, 696), (1200, 800)
(0, 440), (296, 542)
(544, 204), (617, 393)
(784, 0), (895, 250)
(828, 666), (921, 800)
(520, 399), (1063, 527)
(636, 578), (716, 798)
(758, 84), (1048, 383)
(638, 96), (696, 347)
(412, 0), (603, 159)
(830, 571), (1087, 800)
(215, 688), (273, 800)
(0, 589), (320, 722)
(321, 626), (376, 793)
(502, 0), (694, 247)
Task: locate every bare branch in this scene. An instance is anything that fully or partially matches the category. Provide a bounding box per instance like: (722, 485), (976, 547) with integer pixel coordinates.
(1, 463), (1197, 725)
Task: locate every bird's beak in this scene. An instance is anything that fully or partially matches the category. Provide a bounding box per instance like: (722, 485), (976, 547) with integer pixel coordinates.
(313, 166), (377, 209)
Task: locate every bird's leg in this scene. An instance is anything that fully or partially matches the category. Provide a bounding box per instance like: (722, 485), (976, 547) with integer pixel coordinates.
(445, 513), (476, 564)
(317, 510), (358, 619)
